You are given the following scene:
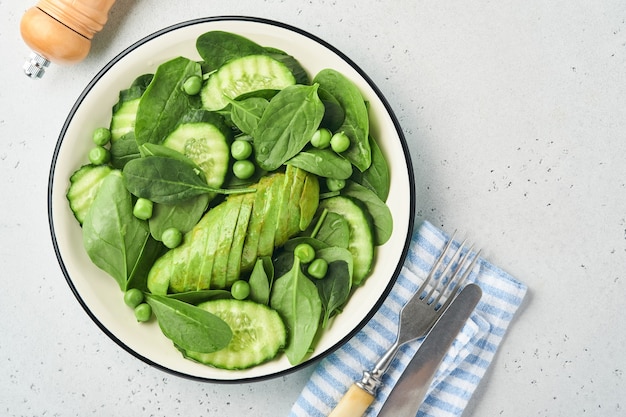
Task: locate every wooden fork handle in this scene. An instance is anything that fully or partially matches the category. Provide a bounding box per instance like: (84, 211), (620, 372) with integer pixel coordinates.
(328, 383), (375, 417)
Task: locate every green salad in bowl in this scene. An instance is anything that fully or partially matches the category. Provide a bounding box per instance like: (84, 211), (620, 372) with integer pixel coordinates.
(49, 17), (414, 382)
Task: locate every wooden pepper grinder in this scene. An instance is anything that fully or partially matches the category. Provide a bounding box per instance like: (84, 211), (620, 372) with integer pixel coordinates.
(20, 0), (117, 79)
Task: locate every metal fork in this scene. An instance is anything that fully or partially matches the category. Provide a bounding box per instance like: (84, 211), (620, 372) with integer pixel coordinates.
(328, 232), (481, 417)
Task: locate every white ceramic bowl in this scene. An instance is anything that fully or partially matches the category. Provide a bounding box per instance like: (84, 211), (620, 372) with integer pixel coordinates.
(48, 16), (415, 382)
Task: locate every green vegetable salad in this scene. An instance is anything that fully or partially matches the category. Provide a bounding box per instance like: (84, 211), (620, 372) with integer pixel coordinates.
(66, 30), (393, 370)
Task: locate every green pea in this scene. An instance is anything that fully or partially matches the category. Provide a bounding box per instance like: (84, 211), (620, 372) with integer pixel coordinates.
(124, 288), (144, 308)
(88, 146), (111, 165)
(134, 303), (152, 322)
(307, 258), (328, 279)
(133, 198), (153, 220)
(330, 131), (351, 153)
(231, 280), (251, 300)
(310, 128), (332, 149)
(162, 227), (183, 249)
(232, 160), (255, 180)
(326, 178), (346, 192)
(231, 140), (253, 160)
(182, 75), (203, 95)
(294, 243), (315, 263)
(92, 127), (111, 146)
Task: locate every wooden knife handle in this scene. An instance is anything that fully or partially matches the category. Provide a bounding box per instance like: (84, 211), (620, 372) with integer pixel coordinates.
(328, 383), (374, 417)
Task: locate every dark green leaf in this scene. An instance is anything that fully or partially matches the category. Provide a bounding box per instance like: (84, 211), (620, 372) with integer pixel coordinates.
(317, 87), (345, 131)
(313, 69), (371, 171)
(111, 74), (153, 114)
(350, 135), (390, 201)
(82, 171), (157, 290)
(270, 257), (322, 365)
(315, 260), (352, 328)
(122, 156), (249, 204)
(248, 256), (274, 305)
(148, 194), (210, 241)
(253, 84), (325, 171)
(287, 148), (353, 180)
(343, 181), (393, 245)
(196, 31), (267, 71)
(166, 290), (232, 304)
(135, 57), (202, 145)
(306, 211), (351, 249)
(110, 132), (140, 169)
(146, 294), (232, 353)
(228, 96), (269, 135)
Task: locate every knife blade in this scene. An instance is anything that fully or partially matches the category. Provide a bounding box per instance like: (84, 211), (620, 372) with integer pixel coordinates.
(377, 283), (482, 417)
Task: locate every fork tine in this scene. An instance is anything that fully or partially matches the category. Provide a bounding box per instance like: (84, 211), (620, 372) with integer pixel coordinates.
(426, 238), (468, 301)
(416, 230), (458, 297)
(432, 243), (472, 305)
(436, 248), (482, 313)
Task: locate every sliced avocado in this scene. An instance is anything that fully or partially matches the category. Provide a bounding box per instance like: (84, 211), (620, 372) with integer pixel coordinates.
(299, 173), (320, 231)
(211, 197), (243, 289)
(225, 192), (255, 286)
(240, 175), (271, 272)
(194, 203), (224, 291)
(180, 219), (210, 292)
(257, 173), (285, 259)
(285, 167), (307, 232)
(273, 165), (298, 246)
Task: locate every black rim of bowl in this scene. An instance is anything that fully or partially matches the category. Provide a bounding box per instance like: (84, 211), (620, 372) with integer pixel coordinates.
(47, 15), (416, 383)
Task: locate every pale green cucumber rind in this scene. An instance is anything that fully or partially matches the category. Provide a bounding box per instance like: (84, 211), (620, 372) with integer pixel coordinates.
(110, 98), (141, 142)
(317, 195), (374, 285)
(66, 164), (115, 225)
(162, 122), (231, 189)
(225, 192), (255, 286)
(182, 299), (286, 370)
(211, 197), (243, 289)
(200, 55), (297, 111)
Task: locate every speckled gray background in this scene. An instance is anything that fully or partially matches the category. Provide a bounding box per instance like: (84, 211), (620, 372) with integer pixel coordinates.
(2, 1), (625, 416)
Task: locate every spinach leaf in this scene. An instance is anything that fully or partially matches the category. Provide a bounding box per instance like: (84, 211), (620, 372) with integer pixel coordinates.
(111, 73), (153, 115)
(270, 257), (322, 365)
(135, 57), (201, 145)
(148, 194), (210, 241)
(317, 87), (345, 131)
(287, 148), (353, 180)
(350, 135), (390, 201)
(253, 84), (325, 171)
(248, 256), (274, 305)
(306, 211), (351, 249)
(227, 96), (269, 135)
(110, 132), (140, 169)
(315, 260), (352, 328)
(166, 289), (232, 304)
(123, 156), (250, 204)
(315, 246), (354, 281)
(82, 171), (160, 290)
(266, 49), (310, 85)
(196, 31), (266, 71)
(313, 69), (371, 171)
(139, 143), (202, 170)
(343, 181), (393, 245)
(146, 294), (232, 353)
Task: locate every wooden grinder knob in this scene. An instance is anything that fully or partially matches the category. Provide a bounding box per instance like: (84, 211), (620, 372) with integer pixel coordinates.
(19, 0), (116, 78)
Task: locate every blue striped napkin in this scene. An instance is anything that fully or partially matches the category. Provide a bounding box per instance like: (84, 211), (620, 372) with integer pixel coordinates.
(289, 220), (528, 417)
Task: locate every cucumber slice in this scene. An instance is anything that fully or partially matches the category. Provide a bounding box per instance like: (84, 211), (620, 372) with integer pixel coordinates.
(109, 74), (153, 142)
(201, 55), (297, 111)
(110, 98), (140, 142)
(162, 122), (230, 188)
(66, 164), (114, 224)
(183, 299), (286, 370)
(318, 196), (374, 285)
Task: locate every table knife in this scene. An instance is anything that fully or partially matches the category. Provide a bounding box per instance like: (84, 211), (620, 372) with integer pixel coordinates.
(377, 283), (482, 416)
